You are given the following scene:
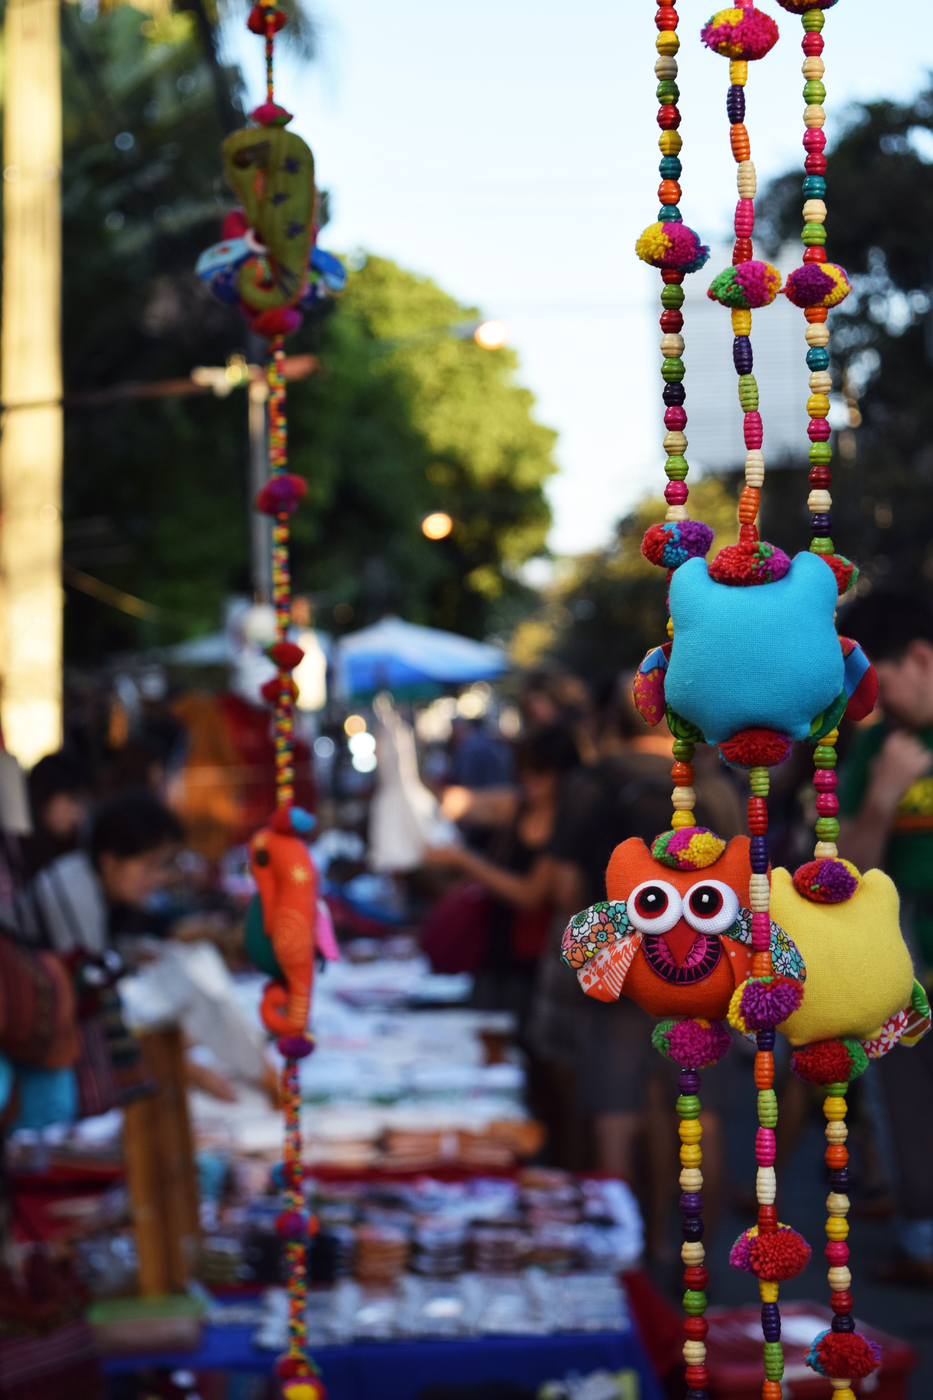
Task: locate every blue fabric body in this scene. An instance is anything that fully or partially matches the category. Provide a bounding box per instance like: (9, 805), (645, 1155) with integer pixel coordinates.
(665, 551), (845, 743)
(13, 1065), (78, 1131)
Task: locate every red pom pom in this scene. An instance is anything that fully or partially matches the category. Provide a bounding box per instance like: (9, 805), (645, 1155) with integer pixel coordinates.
(260, 676), (298, 705)
(268, 640), (305, 670)
(275, 1355), (311, 1380)
(822, 552), (857, 596)
(748, 1226), (811, 1281)
(809, 1330), (881, 1380)
(250, 101), (293, 128)
(247, 5), (286, 33)
(275, 1209), (306, 1239)
(250, 305), (303, 338)
(256, 472), (306, 516)
(709, 540), (791, 586)
(222, 209), (249, 239)
(718, 727), (792, 769)
(791, 1039), (852, 1085)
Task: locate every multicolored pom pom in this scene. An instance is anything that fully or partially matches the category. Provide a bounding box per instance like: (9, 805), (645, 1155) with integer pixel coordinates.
(791, 1037), (869, 1085)
(652, 1016), (732, 1069)
(256, 472), (307, 516)
(728, 975), (804, 1033)
(774, 0), (838, 10)
(821, 552), (858, 596)
(718, 727), (792, 769)
(642, 520), (715, 569)
(267, 640), (305, 670)
(708, 540), (791, 586)
(708, 260), (782, 309)
(806, 1330), (882, 1380)
(784, 262), (851, 309)
(652, 826), (726, 871)
(636, 221), (710, 273)
(793, 858), (860, 904)
(701, 5), (779, 60)
(730, 1224), (812, 1281)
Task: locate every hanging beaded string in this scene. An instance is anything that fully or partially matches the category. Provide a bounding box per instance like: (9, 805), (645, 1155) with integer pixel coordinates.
(267, 342), (297, 809)
(678, 1064), (712, 1400)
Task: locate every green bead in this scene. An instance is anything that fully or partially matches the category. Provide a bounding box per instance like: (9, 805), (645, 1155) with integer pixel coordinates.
(809, 442), (832, 464)
(737, 374), (759, 410)
(763, 1342), (784, 1380)
(677, 1095), (701, 1119)
(803, 80), (826, 104)
(749, 766), (770, 796)
(661, 283), (685, 309)
(802, 9), (824, 30)
(672, 739), (695, 761)
(758, 1089), (778, 1127)
(665, 454), (689, 479)
(657, 80), (680, 103)
(826, 1082), (848, 1097)
(813, 745), (837, 768)
(802, 223), (827, 246)
(661, 357), (685, 383)
(683, 1291), (707, 1316)
(810, 537), (834, 554)
(816, 816), (840, 839)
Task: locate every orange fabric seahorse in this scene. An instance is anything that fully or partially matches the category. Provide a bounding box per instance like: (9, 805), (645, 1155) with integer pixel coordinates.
(249, 827), (317, 1036)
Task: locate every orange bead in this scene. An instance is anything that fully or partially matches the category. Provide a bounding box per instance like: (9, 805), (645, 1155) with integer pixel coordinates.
(763, 1383), (782, 1400)
(826, 1145), (849, 1168)
(730, 123), (751, 161)
(751, 953), (772, 977)
(658, 179), (682, 204)
(671, 762), (696, 784)
(754, 1052), (774, 1089)
(738, 486), (760, 524)
(805, 305), (828, 323)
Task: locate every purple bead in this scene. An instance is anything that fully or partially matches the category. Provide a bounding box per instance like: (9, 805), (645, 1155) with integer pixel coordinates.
(829, 1168), (852, 1191)
(750, 851), (769, 875)
(679, 1069), (701, 1094)
(686, 1392), (708, 1400)
(681, 1217), (704, 1241)
(761, 1303), (781, 1341)
(749, 835), (768, 863)
(726, 85), (745, 124)
(832, 1314), (855, 1333)
(680, 1193), (703, 1213)
(810, 512), (832, 533)
(757, 1028), (776, 1051)
(733, 336), (753, 375)
(663, 382), (686, 407)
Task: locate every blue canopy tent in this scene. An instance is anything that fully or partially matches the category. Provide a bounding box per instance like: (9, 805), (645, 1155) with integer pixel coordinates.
(335, 616), (508, 697)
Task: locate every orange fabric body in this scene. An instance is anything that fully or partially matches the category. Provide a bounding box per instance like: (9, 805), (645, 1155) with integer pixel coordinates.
(603, 836), (755, 1019)
(250, 828), (317, 1035)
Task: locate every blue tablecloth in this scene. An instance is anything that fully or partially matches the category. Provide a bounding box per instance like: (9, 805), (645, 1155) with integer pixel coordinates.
(103, 1324), (663, 1400)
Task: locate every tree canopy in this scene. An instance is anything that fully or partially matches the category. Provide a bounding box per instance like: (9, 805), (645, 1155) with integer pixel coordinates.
(57, 5), (555, 662)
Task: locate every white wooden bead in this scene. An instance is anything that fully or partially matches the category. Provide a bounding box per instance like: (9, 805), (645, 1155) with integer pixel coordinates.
(814, 841), (837, 859)
(683, 1342), (707, 1365)
(672, 786), (697, 810)
(803, 198), (827, 223)
(737, 160), (757, 198)
(665, 504), (689, 523)
(756, 1166), (777, 1204)
(661, 333), (685, 357)
(825, 1120), (848, 1144)
(802, 55), (824, 79)
(745, 450), (765, 487)
(827, 1192), (850, 1216)
(749, 873), (770, 911)
(655, 55), (678, 78)
(682, 1241), (704, 1264)
(828, 1266), (852, 1291)
(829, 1381), (853, 1392)
(809, 370), (832, 393)
(664, 430), (687, 453)
(806, 323), (830, 347)
(808, 490), (832, 512)
(804, 104), (826, 129)
(680, 1168), (703, 1191)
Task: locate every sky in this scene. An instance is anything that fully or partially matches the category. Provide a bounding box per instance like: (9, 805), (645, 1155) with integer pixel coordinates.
(227, 1), (933, 557)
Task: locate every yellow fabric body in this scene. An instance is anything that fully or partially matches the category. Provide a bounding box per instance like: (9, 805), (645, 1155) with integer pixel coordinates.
(772, 866), (915, 1046)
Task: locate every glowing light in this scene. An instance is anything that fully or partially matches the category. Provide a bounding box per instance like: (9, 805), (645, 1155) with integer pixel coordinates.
(422, 512), (453, 541)
(473, 320), (508, 350)
(344, 714), (367, 736)
(348, 732), (376, 758)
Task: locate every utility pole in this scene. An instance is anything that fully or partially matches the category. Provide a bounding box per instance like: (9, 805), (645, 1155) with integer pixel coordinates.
(0, 0), (63, 766)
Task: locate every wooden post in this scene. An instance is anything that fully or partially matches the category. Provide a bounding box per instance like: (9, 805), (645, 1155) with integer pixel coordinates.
(0, 0), (63, 766)
(124, 1028), (200, 1295)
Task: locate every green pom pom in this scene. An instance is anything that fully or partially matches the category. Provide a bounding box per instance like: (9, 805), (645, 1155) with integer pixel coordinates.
(842, 1038), (869, 1080)
(652, 1021), (675, 1058)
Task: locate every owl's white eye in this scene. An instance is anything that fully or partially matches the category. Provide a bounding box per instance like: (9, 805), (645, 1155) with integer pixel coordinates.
(626, 880), (683, 933)
(682, 879), (739, 934)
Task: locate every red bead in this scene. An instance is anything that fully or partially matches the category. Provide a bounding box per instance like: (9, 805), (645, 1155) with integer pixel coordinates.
(732, 237), (753, 264)
(658, 105), (681, 130)
(665, 481), (689, 505)
(803, 128), (827, 152)
(816, 793), (839, 816)
(802, 33), (824, 55)
(809, 464), (832, 487)
(747, 796), (768, 833)
(660, 309), (684, 333)
(805, 152), (827, 175)
(685, 1316), (709, 1339)
(826, 1241), (849, 1263)
(744, 412), (763, 449)
(739, 522), (759, 543)
(734, 199), (755, 237)
(758, 1205), (777, 1233)
(665, 406), (687, 431)
(831, 1290), (854, 1314)
(684, 1266), (709, 1289)
(813, 769), (837, 792)
(808, 418), (831, 441)
(803, 246), (827, 263)
(655, 6), (679, 27)
(685, 1367), (709, 1389)
(662, 269), (685, 284)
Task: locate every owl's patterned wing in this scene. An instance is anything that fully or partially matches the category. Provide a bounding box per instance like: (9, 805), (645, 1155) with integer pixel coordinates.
(725, 908), (806, 982)
(560, 900), (633, 970)
(577, 935), (643, 1003)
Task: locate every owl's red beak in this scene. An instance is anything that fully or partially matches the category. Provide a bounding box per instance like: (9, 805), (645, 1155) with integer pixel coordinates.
(661, 918), (701, 969)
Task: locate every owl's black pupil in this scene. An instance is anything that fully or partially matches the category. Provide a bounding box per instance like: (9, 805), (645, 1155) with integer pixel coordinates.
(690, 886), (723, 917)
(635, 886), (668, 917)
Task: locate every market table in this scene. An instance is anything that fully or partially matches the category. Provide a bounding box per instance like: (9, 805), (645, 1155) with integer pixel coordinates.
(102, 1323), (663, 1400)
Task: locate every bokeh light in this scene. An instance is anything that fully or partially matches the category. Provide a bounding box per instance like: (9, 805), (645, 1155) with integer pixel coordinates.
(422, 511), (453, 540)
(473, 320), (508, 350)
